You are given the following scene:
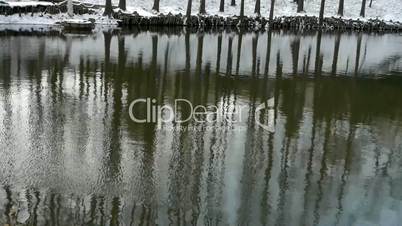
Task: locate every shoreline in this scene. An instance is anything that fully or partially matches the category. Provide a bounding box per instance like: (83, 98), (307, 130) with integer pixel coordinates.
(0, 2), (401, 32)
(116, 13), (402, 31)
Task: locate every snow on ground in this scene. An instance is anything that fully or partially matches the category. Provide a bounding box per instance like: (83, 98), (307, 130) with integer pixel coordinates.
(87, 0), (402, 21)
(0, 8), (117, 25)
(0, 0), (401, 25)
(7, 1), (54, 7)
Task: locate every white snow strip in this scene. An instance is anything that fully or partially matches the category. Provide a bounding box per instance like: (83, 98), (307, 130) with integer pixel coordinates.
(7, 1), (54, 7)
(1, 0), (401, 25)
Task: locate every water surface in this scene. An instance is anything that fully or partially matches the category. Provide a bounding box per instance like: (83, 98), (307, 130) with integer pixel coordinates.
(0, 28), (402, 226)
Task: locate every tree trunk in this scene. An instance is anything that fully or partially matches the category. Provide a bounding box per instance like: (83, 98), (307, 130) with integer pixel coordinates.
(67, 0), (73, 16)
(103, 0), (113, 17)
(297, 0), (304, 12)
(240, 0), (245, 17)
(314, 31), (322, 76)
(251, 35), (259, 77)
(360, 0), (366, 17)
(219, 0), (224, 12)
(152, 0), (160, 12)
(264, 31), (272, 76)
(319, 0), (325, 26)
(235, 34), (243, 75)
(369, 0), (373, 7)
(216, 35), (222, 74)
(226, 37), (233, 76)
(186, 0), (192, 19)
(195, 35), (204, 76)
(354, 34), (362, 75)
(231, 0), (236, 6)
(119, 0), (126, 11)
(254, 0), (260, 15)
(290, 37), (300, 74)
(338, 0), (344, 16)
(331, 33), (341, 75)
(200, 0), (206, 14)
(269, 0), (275, 23)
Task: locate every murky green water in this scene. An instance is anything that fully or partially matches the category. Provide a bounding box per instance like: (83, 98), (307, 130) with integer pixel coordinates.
(0, 27), (402, 226)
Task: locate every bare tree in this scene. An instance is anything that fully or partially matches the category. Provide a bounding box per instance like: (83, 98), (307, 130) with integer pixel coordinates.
(104, 0), (113, 16)
(338, 0), (344, 16)
(319, 0), (325, 26)
(200, 0), (206, 14)
(297, 0), (304, 12)
(240, 0), (245, 17)
(186, 0), (192, 19)
(360, 0), (367, 17)
(119, 0), (126, 10)
(269, 0), (275, 23)
(220, 0), (225, 12)
(152, 0), (160, 12)
(255, 0), (261, 15)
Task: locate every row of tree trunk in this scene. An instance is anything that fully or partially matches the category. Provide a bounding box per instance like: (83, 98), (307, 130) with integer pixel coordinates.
(104, 0), (373, 24)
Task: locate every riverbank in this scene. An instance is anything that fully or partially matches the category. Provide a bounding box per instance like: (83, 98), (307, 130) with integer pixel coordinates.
(0, 1), (401, 31)
(116, 12), (402, 31)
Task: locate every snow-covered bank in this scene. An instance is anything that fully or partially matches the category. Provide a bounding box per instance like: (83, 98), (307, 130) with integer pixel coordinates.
(0, 0), (401, 28)
(78, 0), (402, 22)
(0, 11), (117, 25)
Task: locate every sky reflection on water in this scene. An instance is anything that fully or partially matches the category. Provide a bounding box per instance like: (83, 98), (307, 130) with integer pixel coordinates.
(0, 28), (402, 226)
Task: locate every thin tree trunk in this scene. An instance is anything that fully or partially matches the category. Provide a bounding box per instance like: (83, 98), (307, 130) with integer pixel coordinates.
(269, 0), (275, 24)
(369, 0), (373, 7)
(360, 0), (366, 17)
(185, 32), (190, 74)
(235, 34), (243, 75)
(290, 37), (300, 75)
(354, 34), (362, 75)
(119, 0), (126, 10)
(332, 33), (341, 75)
(103, 0), (113, 17)
(254, 0), (261, 15)
(196, 35), (204, 76)
(216, 35), (222, 74)
(200, 0), (206, 14)
(67, 0), (73, 16)
(338, 0), (344, 16)
(219, 0), (225, 12)
(314, 31), (322, 76)
(226, 37), (233, 76)
(152, 0), (160, 12)
(264, 31), (272, 76)
(276, 51), (282, 78)
(297, 0), (304, 12)
(240, 0), (245, 17)
(319, 0), (325, 26)
(251, 35), (259, 77)
(186, 0), (192, 19)
(231, 0), (236, 6)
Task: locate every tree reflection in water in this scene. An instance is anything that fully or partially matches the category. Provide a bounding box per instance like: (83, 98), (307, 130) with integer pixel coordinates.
(0, 28), (402, 226)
